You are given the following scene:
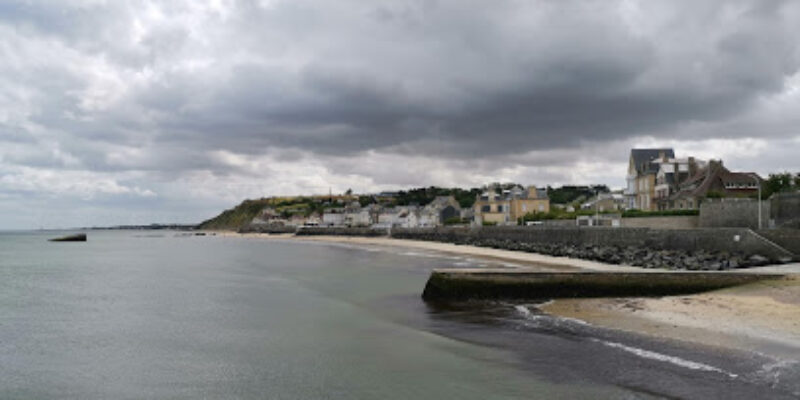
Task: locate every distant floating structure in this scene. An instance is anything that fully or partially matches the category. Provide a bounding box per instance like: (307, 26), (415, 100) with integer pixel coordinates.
(49, 233), (87, 242)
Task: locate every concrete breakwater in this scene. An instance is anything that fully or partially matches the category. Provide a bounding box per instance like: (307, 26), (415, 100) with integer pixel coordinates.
(421, 269), (787, 301)
(392, 226), (797, 270)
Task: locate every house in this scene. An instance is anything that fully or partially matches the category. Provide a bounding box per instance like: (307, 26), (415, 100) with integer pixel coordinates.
(473, 185), (550, 225)
(669, 160), (761, 209)
(581, 192), (625, 212)
(322, 208), (345, 226)
(250, 207), (290, 227)
(625, 148), (675, 211)
(375, 207), (398, 227)
(394, 206), (421, 228)
(343, 201), (372, 227)
(372, 205), (423, 228)
(419, 196), (461, 227)
(652, 157), (705, 210)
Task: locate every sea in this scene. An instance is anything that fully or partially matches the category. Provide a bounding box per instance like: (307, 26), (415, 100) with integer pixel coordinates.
(1, 230), (799, 399)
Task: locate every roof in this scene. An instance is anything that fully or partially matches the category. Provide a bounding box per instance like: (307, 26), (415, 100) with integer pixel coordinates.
(536, 188), (549, 200)
(630, 148), (675, 175)
(721, 171), (761, 184)
(670, 161), (760, 200)
(425, 196), (460, 211)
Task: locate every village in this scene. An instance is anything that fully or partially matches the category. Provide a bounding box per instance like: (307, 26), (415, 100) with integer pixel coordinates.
(238, 148), (799, 232)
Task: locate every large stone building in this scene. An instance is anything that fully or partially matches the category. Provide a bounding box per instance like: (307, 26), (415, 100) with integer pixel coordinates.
(669, 160), (761, 210)
(653, 157), (705, 210)
(474, 185), (549, 225)
(625, 148), (675, 211)
(419, 196), (461, 227)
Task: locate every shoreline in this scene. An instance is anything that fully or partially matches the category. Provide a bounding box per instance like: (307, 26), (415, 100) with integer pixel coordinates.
(218, 232), (800, 358)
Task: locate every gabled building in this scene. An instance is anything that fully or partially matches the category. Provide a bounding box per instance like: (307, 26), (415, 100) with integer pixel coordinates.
(394, 206), (421, 228)
(653, 157), (705, 210)
(669, 160), (761, 209)
(581, 192), (625, 212)
(419, 196), (461, 227)
(474, 185), (549, 225)
(625, 148), (675, 210)
(342, 201), (372, 227)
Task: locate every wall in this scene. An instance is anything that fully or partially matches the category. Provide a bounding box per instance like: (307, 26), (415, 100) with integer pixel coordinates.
(391, 226), (795, 260)
(239, 224), (297, 234)
(295, 227), (389, 237)
(771, 192), (800, 228)
(757, 229), (800, 255)
(621, 216), (698, 229)
(539, 216), (698, 229)
(699, 198), (770, 229)
(422, 270), (785, 301)
(541, 219), (577, 227)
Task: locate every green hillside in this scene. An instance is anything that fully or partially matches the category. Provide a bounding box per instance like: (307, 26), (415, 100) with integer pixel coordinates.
(197, 198), (274, 230)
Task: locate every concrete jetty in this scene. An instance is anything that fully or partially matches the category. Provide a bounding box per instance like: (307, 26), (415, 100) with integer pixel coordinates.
(421, 268), (790, 301)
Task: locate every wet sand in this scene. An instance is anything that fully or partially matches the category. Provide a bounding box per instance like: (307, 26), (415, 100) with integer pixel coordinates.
(220, 232), (800, 357)
(540, 277), (800, 357)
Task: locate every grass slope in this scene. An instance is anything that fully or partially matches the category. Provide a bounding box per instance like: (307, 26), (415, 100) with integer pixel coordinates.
(197, 198), (273, 230)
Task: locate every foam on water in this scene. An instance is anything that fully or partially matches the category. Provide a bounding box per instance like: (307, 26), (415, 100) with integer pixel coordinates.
(514, 304), (738, 379)
(514, 304), (533, 317)
(595, 339), (738, 378)
(514, 304), (590, 328)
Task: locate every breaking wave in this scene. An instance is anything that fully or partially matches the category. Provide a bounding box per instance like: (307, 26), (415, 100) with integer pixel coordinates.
(595, 339), (738, 378)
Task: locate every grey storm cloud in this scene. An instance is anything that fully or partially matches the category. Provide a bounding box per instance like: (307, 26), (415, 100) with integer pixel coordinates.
(4, 0), (799, 162)
(1, 0), (799, 228)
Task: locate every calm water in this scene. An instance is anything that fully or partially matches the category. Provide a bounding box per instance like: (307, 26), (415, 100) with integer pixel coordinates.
(1, 231), (798, 399)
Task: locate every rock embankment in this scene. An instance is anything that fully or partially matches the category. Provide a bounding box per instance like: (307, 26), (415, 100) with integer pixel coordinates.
(238, 224), (297, 234)
(295, 227), (389, 237)
(392, 228), (793, 270)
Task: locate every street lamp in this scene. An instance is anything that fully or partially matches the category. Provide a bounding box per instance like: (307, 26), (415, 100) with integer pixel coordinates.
(595, 189), (600, 226)
(750, 174), (762, 230)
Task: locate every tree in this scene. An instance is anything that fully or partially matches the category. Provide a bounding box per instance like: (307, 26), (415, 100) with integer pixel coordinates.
(358, 196), (374, 207)
(762, 172), (796, 199)
(345, 188), (353, 195)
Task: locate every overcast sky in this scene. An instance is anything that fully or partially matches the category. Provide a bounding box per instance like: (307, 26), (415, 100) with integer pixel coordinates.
(1, 0), (799, 228)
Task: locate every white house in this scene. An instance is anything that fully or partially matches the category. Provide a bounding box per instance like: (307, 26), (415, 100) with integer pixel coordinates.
(322, 208), (345, 226)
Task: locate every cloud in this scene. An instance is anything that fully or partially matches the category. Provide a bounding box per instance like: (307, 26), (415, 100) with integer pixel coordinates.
(0, 0), (799, 228)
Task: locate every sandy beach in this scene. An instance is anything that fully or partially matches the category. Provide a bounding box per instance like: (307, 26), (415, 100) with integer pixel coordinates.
(221, 232), (800, 357)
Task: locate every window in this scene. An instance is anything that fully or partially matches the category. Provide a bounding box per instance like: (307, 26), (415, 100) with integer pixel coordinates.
(522, 204), (527, 212)
(481, 205), (490, 212)
(496, 205), (503, 212)
(538, 204), (545, 212)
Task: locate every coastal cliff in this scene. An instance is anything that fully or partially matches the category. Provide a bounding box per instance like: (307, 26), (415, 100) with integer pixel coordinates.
(197, 199), (274, 231)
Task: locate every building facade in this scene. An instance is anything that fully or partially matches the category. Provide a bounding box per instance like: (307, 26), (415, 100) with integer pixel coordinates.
(474, 185), (550, 225)
(625, 148), (675, 211)
(669, 160), (761, 210)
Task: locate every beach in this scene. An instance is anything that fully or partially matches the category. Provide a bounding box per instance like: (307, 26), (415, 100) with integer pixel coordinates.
(226, 232), (800, 358)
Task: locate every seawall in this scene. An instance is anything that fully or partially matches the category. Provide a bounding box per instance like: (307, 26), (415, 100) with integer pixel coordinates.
(422, 269), (788, 301)
(392, 226), (795, 256)
(391, 226), (796, 269)
(295, 227), (390, 237)
(285, 225), (796, 270)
